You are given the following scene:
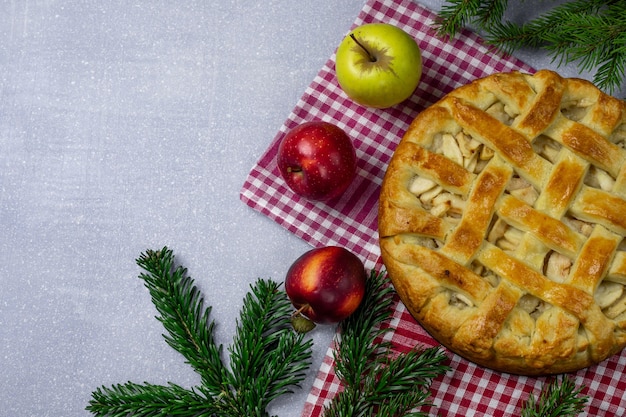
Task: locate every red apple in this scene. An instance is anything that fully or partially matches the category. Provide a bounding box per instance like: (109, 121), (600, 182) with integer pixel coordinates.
(285, 246), (366, 324)
(277, 121), (357, 201)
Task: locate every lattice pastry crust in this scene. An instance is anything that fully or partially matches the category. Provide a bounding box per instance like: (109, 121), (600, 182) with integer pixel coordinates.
(379, 70), (626, 375)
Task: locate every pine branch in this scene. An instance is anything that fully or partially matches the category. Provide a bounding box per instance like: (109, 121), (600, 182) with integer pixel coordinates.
(87, 247), (313, 417)
(135, 248), (228, 397)
(323, 270), (451, 417)
(228, 278), (314, 414)
(435, 0), (626, 93)
(473, 0), (509, 29)
(363, 347), (451, 417)
(521, 376), (589, 417)
(332, 269), (396, 387)
(87, 382), (217, 417)
(434, 0), (483, 38)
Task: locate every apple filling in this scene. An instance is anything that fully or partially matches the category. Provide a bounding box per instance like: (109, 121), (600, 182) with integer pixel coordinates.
(449, 291), (474, 309)
(610, 123), (626, 145)
(517, 294), (549, 320)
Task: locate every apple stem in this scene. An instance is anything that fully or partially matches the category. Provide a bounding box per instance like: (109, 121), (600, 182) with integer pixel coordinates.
(350, 34), (376, 63)
(287, 167), (302, 174)
(291, 304), (309, 318)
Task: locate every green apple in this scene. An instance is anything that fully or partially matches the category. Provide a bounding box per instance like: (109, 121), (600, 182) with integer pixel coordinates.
(335, 23), (422, 108)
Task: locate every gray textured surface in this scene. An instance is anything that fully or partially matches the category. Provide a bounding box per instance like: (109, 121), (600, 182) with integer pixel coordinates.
(0, 1), (622, 416)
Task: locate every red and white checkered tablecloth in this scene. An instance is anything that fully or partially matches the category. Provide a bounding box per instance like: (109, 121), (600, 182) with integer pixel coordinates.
(240, 0), (626, 415)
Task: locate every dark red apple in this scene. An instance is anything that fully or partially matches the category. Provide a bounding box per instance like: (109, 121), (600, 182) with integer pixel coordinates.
(277, 121), (357, 201)
(285, 246), (366, 324)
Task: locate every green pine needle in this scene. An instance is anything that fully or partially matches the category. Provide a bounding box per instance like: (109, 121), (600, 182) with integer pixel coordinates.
(435, 0), (626, 93)
(88, 382), (215, 417)
(228, 278), (314, 410)
(521, 376), (589, 417)
(134, 248), (228, 397)
(323, 270), (451, 417)
(434, 0), (483, 38)
(87, 247), (313, 417)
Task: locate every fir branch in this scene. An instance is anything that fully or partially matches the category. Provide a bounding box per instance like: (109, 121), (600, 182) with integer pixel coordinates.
(87, 247), (313, 417)
(364, 347), (451, 417)
(435, 0), (626, 93)
(332, 269), (396, 388)
(87, 382), (216, 417)
(474, 0), (509, 30)
(485, 20), (545, 54)
(135, 248), (228, 397)
(323, 270), (451, 417)
(434, 0), (483, 39)
(228, 278), (314, 414)
(521, 376), (589, 417)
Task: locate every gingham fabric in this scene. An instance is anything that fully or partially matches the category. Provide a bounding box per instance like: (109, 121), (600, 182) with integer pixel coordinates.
(240, 0), (626, 415)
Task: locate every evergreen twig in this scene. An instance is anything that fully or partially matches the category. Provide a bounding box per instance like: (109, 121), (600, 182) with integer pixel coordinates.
(322, 270), (451, 417)
(88, 382), (215, 416)
(434, 0), (626, 93)
(135, 248), (228, 397)
(521, 376), (589, 417)
(86, 247), (313, 417)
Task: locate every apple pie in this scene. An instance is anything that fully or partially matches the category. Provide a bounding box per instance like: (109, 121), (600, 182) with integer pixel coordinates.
(379, 69), (626, 375)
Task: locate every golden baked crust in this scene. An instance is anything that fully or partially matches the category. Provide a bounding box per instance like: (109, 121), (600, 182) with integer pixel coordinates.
(379, 69), (626, 375)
